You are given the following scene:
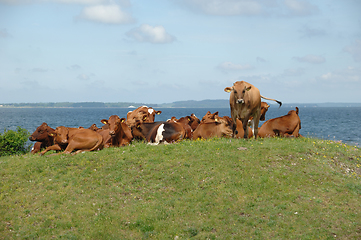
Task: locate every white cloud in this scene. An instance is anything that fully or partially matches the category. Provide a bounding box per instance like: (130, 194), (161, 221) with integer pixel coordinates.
(0, 0), (120, 4)
(67, 64), (81, 71)
(282, 68), (305, 76)
(56, 0), (108, 4)
(293, 54), (325, 64)
(256, 57), (267, 63)
(180, 0), (264, 16)
(178, 0), (319, 17)
(77, 73), (90, 80)
(218, 62), (253, 71)
(78, 4), (134, 24)
(343, 39), (361, 62)
(318, 66), (360, 83)
(126, 24), (176, 44)
(283, 0), (319, 16)
(30, 68), (48, 72)
(299, 25), (326, 38)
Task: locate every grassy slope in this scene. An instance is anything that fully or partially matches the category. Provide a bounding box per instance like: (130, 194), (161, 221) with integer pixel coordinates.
(1, 137), (360, 239)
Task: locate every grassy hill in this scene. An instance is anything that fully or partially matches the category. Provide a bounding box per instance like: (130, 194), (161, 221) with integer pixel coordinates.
(1, 137), (360, 239)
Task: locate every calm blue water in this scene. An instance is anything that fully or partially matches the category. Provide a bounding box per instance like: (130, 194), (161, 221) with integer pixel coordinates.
(0, 107), (360, 146)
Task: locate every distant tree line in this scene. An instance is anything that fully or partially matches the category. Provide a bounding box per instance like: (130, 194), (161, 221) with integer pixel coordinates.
(0, 102), (154, 108)
(1, 101), (359, 108)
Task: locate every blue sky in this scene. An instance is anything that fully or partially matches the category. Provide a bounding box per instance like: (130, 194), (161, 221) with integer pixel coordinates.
(0, 0), (360, 104)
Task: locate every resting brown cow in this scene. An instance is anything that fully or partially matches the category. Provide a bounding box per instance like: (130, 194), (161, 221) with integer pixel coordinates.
(167, 117), (193, 139)
(147, 122), (186, 144)
(88, 123), (112, 148)
(235, 119), (253, 139)
(172, 113), (200, 131)
(249, 102), (270, 123)
(258, 107), (301, 138)
(224, 81), (281, 139)
(29, 122), (55, 153)
(192, 120), (233, 140)
(201, 111), (220, 123)
(126, 106), (162, 128)
(132, 121), (186, 144)
(40, 126), (103, 155)
(101, 115), (133, 147)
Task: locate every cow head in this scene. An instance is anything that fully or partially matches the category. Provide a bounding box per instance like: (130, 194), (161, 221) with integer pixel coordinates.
(216, 120), (233, 137)
(146, 108), (162, 122)
(188, 113), (200, 130)
(50, 126), (69, 145)
(201, 111), (220, 123)
(131, 121), (146, 140)
(167, 116), (178, 122)
(224, 81), (252, 104)
(126, 106), (162, 127)
(260, 102), (270, 121)
(29, 122), (54, 141)
(88, 124), (99, 131)
(101, 115), (126, 137)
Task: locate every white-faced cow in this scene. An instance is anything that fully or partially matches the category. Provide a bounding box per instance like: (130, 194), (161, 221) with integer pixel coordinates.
(126, 106), (162, 128)
(224, 81), (281, 139)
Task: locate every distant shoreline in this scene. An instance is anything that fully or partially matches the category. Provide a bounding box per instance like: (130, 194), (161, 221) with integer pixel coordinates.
(1, 100), (361, 108)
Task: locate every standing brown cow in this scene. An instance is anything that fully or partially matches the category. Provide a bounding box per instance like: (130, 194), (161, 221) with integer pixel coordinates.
(224, 81), (281, 139)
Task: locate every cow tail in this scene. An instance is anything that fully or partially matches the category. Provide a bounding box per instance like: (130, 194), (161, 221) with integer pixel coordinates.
(260, 95), (282, 108)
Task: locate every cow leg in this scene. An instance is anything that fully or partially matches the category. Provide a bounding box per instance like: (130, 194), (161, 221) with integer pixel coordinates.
(242, 119), (249, 139)
(290, 124), (300, 137)
(39, 144), (63, 156)
(232, 118), (238, 138)
(252, 116), (260, 139)
(62, 143), (76, 154)
(31, 142), (42, 154)
(249, 120), (255, 137)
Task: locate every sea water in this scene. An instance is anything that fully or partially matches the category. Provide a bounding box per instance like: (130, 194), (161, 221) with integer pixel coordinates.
(0, 107), (360, 146)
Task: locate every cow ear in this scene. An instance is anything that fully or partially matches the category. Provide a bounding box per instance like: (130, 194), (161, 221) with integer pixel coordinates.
(101, 119), (108, 124)
(157, 111), (162, 115)
(136, 122), (141, 128)
(246, 86), (252, 91)
(224, 87), (233, 93)
(143, 116), (147, 121)
(120, 118), (126, 123)
(49, 132), (56, 137)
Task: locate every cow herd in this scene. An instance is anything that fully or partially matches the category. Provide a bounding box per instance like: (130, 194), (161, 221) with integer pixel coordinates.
(29, 81), (302, 156)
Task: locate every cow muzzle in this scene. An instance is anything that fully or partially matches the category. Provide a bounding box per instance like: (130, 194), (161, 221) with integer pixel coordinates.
(236, 99), (245, 104)
(109, 130), (116, 136)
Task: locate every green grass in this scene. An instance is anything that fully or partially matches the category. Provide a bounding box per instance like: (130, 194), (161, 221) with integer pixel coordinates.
(1, 137), (360, 239)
